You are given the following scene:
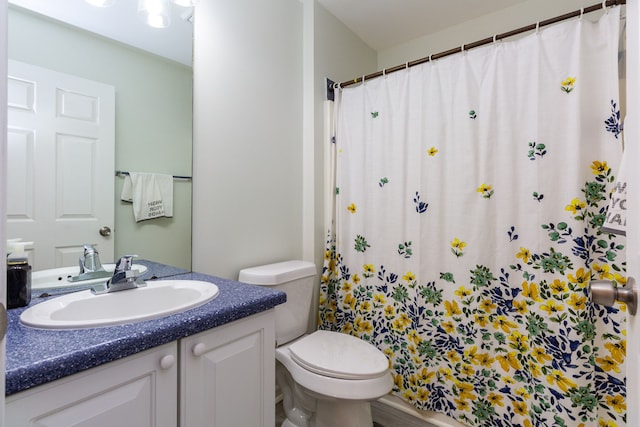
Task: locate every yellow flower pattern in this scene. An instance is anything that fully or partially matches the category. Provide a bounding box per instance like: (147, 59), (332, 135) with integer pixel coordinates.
(516, 247), (531, 264)
(450, 238), (466, 258)
(320, 29), (625, 425)
(320, 158), (626, 426)
(591, 160), (610, 175)
(561, 76), (576, 93)
(565, 198), (586, 215)
(477, 183), (494, 199)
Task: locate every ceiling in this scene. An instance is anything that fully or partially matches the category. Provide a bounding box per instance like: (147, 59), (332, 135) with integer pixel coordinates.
(8, 0), (530, 66)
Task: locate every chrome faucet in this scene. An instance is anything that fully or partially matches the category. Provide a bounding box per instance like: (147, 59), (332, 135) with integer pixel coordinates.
(80, 244), (104, 273)
(91, 254), (146, 294)
(68, 245), (111, 282)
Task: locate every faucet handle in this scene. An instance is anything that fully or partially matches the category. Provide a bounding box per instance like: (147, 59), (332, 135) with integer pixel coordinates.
(114, 254), (138, 272)
(79, 244), (103, 273)
(92, 254), (145, 294)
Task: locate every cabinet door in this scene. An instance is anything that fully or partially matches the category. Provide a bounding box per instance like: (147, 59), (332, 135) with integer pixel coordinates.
(6, 342), (178, 427)
(180, 310), (276, 427)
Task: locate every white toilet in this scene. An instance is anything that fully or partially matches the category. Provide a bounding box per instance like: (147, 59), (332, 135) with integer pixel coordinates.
(239, 260), (393, 427)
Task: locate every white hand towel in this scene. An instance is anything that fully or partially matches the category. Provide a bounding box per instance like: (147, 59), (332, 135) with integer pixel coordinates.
(602, 152), (627, 235)
(120, 175), (134, 203)
(121, 172), (174, 222)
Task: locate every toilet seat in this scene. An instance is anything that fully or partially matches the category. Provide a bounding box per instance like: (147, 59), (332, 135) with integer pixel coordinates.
(276, 335), (394, 401)
(288, 330), (389, 380)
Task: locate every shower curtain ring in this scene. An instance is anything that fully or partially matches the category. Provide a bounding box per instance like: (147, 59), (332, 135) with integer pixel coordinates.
(535, 21), (540, 34)
(580, 8), (584, 19)
(602, 1), (609, 13)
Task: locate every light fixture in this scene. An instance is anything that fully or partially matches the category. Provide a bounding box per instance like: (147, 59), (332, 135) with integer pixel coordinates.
(138, 0), (171, 29)
(89, 0), (195, 29)
(180, 7), (194, 23)
(86, 0), (116, 7)
(171, 0), (197, 6)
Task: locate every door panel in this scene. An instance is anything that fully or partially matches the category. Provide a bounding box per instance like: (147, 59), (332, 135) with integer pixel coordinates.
(7, 60), (115, 270)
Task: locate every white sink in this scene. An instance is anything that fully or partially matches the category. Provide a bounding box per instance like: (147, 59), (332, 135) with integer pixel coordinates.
(32, 264), (148, 290)
(20, 280), (219, 329)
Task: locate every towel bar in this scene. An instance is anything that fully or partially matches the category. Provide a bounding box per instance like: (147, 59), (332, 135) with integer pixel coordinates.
(115, 170), (192, 181)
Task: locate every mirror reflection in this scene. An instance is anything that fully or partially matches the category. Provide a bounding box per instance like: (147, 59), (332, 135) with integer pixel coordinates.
(6, 1), (193, 277)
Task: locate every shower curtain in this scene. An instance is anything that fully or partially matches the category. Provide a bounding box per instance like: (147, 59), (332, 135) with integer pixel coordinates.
(319, 8), (626, 427)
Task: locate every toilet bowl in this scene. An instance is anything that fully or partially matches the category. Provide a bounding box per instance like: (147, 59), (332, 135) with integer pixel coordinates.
(239, 261), (393, 427)
(276, 331), (393, 427)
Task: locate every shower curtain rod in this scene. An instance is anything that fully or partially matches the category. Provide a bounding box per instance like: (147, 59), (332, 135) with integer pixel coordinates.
(332, 0), (626, 92)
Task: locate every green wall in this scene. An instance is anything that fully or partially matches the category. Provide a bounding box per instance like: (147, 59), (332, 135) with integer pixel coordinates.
(8, 6), (193, 270)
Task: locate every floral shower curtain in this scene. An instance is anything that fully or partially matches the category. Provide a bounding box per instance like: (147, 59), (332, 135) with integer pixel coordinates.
(319, 8), (627, 427)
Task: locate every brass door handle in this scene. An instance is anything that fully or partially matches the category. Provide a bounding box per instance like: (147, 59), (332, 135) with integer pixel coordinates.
(590, 277), (637, 315)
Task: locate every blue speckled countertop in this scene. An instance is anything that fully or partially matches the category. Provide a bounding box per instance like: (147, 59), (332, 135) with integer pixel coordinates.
(6, 263), (286, 395)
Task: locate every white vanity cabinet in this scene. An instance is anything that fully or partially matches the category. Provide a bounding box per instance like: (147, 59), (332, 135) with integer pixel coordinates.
(180, 310), (276, 427)
(6, 310), (276, 427)
(6, 342), (178, 427)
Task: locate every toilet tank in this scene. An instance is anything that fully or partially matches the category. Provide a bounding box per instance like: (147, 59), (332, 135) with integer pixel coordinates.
(239, 260), (316, 346)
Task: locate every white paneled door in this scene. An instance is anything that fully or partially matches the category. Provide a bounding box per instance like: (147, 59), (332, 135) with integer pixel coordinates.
(7, 60), (115, 270)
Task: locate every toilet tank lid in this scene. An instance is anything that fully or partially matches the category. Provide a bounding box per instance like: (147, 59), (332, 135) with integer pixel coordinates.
(238, 260), (316, 286)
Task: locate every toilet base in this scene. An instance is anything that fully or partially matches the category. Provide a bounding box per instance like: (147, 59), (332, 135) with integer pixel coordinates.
(314, 399), (373, 427)
(280, 396), (375, 427)
(277, 362), (375, 427)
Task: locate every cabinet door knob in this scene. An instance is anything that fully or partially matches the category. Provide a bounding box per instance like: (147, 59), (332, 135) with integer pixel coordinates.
(192, 343), (206, 357)
(160, 354), (176, 369)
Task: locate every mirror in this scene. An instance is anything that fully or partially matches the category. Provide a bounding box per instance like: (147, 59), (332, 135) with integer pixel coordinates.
(7, 1), (193, 275)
